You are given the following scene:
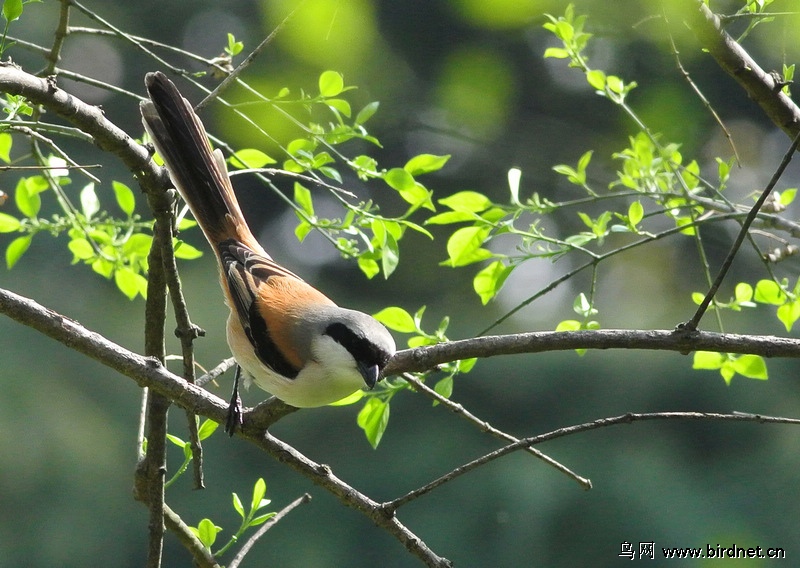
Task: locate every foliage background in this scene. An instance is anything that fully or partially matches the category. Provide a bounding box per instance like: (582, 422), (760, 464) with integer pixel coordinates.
(1, 0), (800, 566)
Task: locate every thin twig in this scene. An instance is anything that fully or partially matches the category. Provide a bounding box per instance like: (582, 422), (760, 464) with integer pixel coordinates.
(152, 189), (206, 489)
(663, 7), (740, 164)
(163, 504), (221, 568)
(683, 130), (800, 330)
(43, 0), (70, 76)
(381, 411), (800, 511)
(401, 374), (592, 492)
(196, 2), (303, 110)
(228, 494), (312, 568)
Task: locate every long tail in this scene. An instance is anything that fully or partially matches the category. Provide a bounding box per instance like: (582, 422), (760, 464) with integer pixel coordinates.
(140, 71), (265, 255)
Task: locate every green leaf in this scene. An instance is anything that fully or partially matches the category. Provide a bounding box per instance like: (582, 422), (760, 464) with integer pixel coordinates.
(555, 319), (581, 332)
(0, 212), (20, 232)
(398, 182), (435, 211)
(753, 280), (786, 305)
(197, 419), (219, 440)
(195, 518), (221, 548)
(318, 70), (344, 97)
(731, 354), (768, 380)
(5, 234), (31, 268)
(166, 433), (186, 448)
(355, 101), (379, 125)
(425, 211), (477, 225)
(113, 181), (136, 217)
(734, 282), (753, 304)
(251, 478), (267, 512)
(173, 239), (203, 260)
(3, 0), (23, 23)
(381, 230), (400, 278)
(473, 260), (511, 304)
(628, 200), (643, 226)
(433, 376), (453, 402)
(692, 351), (725, 370)
(123, 233), (154, 257)
(445, 226), (492, 267)
(0, 132), (12, 163)
(543, 47), (569, 59)
(374, 306), (416, 333)
(385, 167), (416, 191)
(404, 154), (450, 176)
(232, 492), (245, 519)
(229, 148), (276, 169)
(326, 98), (352, 117)
(586, 69), (606, 90)
(357, 398), (390, 449)
(438, 190), (491, 213)
(68, 238), (95, 261)
(777, 299), (800, 332)
(328, 389), (365, 406)
(250, 512), (277, 527)
(357, 256), (380, 279)
(293, 182), (314, 216)
(114, 267), (144, 300)
(778, 188), (796, 206)
(15, 178), (40, 218)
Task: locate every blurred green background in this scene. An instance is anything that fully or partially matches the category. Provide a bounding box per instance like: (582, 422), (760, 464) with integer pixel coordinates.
(2, 0), (800, 566)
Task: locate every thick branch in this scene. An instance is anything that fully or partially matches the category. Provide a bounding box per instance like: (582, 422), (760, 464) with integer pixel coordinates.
(385, 328), (800, 375)
(0, 63), (165, 187)
(686, 0), (800, 137)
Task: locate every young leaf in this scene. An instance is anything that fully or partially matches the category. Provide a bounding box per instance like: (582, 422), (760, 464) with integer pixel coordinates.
(438, 191), (491, 213)
(319, 70), (344, 97)
(229, 148), (276, 169)
(404, 154), (450, 176)
(114, 267), (143, 300)
(731, 354), (768, 380)
(3, 0), (23, 23)
(384, 168), (416, 191)
(628, 200), (643, 227)
(195, 518), (221, 549)
(374, 306), (417, 333)
(445, 226), (492, 267)
(473, 260), (511, 305)
(251, 478), (267, 512)
(113, 181), (136, 217)
(15, 179), (40, 218)
(0, 132), (12, 163)
(692, 351), (725, 370)
(0, 212), (20, 233)
(5, 234), (31, 268)
(355, 101), (379, 125)
(232, 492), (245, 519)
(357, 398), (390, 449)
(293, 182), (314, 216)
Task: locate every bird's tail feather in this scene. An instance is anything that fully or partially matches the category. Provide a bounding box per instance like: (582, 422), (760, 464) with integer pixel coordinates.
(141, 71), (265, 255)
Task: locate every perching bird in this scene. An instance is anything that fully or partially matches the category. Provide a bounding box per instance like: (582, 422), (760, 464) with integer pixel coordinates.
(140, 71), (395, 432)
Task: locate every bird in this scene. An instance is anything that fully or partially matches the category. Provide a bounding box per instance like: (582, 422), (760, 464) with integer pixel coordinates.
(140, 71), (396, 432)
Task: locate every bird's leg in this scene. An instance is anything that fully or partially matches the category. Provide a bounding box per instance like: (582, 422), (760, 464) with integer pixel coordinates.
(225, 365), (244, 436)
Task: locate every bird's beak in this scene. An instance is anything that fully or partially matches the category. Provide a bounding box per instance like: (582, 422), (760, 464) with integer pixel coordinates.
(357, 361), (380, 390)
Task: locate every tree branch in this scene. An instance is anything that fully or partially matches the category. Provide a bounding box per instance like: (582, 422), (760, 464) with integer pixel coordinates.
(385, 327), (800, 375)
(685, 0), (800, 138)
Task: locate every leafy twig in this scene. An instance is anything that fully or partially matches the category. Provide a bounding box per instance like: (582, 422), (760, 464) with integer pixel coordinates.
(227, 494), (312, 568)
(683, 130), (800, 331)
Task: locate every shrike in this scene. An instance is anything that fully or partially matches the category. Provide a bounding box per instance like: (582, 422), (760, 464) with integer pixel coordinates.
(140, 72), (395, 431)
